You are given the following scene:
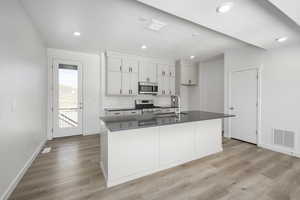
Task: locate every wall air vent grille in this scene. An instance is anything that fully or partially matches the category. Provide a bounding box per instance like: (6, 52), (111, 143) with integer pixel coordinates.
(273, 128), (295, 149)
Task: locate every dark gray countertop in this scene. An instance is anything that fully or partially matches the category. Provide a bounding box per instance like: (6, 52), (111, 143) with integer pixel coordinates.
(100, 110), (235, 132)
(105, 106), (178, 112)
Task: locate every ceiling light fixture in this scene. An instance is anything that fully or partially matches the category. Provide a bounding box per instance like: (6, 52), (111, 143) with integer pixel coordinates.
(276, 37), (288, 43)
(73, 32), (81, 36)
(141, 45), (147, 50)
(216, 2), (234, 14)
(190, 56), (195, 59)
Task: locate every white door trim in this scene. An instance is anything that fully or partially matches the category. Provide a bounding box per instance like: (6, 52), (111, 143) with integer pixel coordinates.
(48, 57), (85, 139)
(228, 66), (262, 145)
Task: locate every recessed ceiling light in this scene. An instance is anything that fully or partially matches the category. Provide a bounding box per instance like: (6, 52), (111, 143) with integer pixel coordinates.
(190, 56), (195, 59)
(216, 2), (234, 14)
(141, 45), (147, 50)
(73, 32), (81, 36)
(276, 37), (288, 43)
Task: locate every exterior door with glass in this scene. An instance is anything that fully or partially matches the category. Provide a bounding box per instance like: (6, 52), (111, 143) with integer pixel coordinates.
(53, 59), (83, 138)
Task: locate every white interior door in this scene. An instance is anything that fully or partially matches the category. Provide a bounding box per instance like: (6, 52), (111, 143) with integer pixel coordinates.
(230, 69), (258, 144)
(53, 59), (83, 138)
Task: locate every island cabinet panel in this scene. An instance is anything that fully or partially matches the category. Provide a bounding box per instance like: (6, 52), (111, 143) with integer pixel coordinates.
(108, 127), (159, 181)
(195, 119), (222, 157)
(159, 123), (195, 168)
(101, 119), (223, 187)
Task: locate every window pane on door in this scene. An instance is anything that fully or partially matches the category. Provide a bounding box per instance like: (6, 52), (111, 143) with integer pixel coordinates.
(58, 64), (79, 128)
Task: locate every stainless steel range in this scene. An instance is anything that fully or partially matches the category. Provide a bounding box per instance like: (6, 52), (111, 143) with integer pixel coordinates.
(135, 99), (161, 114)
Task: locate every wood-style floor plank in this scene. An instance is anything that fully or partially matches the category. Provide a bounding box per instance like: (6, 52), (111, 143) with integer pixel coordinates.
(9, 135), (300, 200)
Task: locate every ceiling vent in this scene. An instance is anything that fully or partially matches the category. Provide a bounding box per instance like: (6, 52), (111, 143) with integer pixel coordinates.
(147, 19), (167, 31)
(273, 128), (295, 149)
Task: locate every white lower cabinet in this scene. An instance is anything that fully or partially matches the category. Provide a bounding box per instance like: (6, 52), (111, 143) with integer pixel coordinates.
(159, 123), (195, 167)
(101, 119), (223, 187)
(108, 127), (158, 181)
(195, 120), (222, 157)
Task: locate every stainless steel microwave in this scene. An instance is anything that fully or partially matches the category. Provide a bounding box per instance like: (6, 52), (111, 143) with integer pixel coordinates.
(138, 82), (158, 95)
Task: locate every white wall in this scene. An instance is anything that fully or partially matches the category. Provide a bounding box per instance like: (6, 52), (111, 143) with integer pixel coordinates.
(47, 49), (101, 137)
(183, 56), (224, 112)
(198, 57), (224, 112)
(0, 0), (47, 199)
(224, 44), (300, 156)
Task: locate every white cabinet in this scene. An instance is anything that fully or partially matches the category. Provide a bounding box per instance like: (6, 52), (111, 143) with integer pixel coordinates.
(159, 123), (195, 167)
(139, 61), (157, 83)
(169, 65), (175, 77)
(108, 127), (158, 181)
(157, 64), (169, 77)
(157, 64), (176, 96)
(122, 72), (138, 95)
(158, 76), (170, 95)
(179, 61), (198, 85)
(106, 55), (139, 96)
(107, 56), (122, 72)
(169, 76), (175, 95)
(123, 58), (139, 73)
(107, 71), (122, 95)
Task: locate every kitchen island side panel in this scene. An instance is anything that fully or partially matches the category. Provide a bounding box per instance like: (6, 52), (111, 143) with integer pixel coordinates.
(102, 119), (222, 187)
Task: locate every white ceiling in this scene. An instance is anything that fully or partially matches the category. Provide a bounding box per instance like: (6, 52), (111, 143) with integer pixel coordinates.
(267, 0), (300, 26)
(20, 0), (249, 61)
(137, 0), (300, 49)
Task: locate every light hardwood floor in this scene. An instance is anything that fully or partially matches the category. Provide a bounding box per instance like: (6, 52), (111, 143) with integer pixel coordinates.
(9, 135), (300, 200)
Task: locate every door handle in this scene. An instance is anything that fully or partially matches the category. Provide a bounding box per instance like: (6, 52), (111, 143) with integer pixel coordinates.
(229, 107), (234, 110)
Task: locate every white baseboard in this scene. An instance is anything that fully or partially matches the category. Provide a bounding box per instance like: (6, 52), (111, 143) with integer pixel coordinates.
(1, 139), (47, 200)
(259, 143), (300, 158)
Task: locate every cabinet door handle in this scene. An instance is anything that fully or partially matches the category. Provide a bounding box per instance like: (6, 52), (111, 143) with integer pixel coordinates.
(170, 72), (172, 76)
(120, 89), (122, 94)
(189, 80), (191, 84)
(120, 66), (122, 71)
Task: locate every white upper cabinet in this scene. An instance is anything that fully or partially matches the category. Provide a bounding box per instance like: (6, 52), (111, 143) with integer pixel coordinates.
(158, 76), (170, 96)
(106, 54), (139, 96)
(157, 63), (176, 96)
(157, 64), (169, 77)
(139, 61), (157, 83)
(169, 65), (175, 77)
(180, 61), (198, 85)
(107, 71), (122, 95)
(169, 76), (175, 95)
(123, 58), (139, 73)
(122, 72), (138, 95)
(106, 51), (175, 96)
(107, 56), (122, 72)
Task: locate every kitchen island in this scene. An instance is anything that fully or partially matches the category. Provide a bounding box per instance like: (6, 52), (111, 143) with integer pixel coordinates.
(100, 111), (234, 187)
